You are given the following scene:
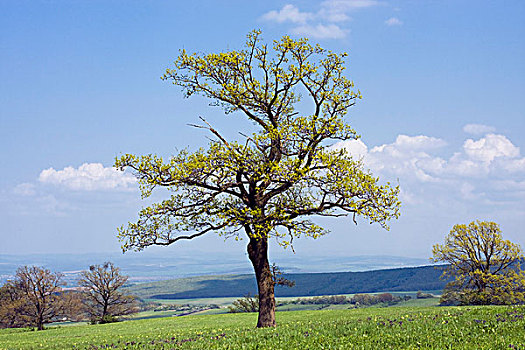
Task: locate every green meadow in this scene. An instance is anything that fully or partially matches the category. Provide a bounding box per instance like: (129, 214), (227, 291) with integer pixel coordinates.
(1, 306), (524, 349)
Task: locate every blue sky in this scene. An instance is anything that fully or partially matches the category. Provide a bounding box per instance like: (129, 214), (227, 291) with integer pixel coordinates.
(1, 0), (524, 261)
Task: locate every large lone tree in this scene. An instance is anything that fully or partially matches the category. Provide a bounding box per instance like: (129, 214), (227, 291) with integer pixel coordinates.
(115, 31), (400, 327)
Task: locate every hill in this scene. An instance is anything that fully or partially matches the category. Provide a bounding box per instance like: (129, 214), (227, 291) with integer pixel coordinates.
(126, 265), (448, 299)
(0, 253), (431, 285)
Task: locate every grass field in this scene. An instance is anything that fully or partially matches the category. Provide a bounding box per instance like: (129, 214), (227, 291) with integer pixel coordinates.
(1, 305), (524, 349)
(131, 293), (440, 320)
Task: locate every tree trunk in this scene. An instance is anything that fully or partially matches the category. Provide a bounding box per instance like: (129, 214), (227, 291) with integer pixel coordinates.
(247, 237), (276, 328)
(37, 315), (44, 331)
(36, 304), (44, 330)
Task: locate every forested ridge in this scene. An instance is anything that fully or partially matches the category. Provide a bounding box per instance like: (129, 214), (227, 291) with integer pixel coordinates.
(126, 265), (448, 299)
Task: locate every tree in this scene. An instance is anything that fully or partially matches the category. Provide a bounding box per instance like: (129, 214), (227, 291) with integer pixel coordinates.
(61, 290), (89, 322)
(431, 220), (525, 305)
(229, 264), (295, 313)
(1, 266), (65, 330)
(270, 263), (295, 288)
(0, 281), (30, 329)
(228, 294), (259, 313)
(78, 262), (137, 323)
(115, 31), (401, 327)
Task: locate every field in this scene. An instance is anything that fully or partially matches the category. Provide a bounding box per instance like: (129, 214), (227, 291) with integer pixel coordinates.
(1, 306), (524, 349)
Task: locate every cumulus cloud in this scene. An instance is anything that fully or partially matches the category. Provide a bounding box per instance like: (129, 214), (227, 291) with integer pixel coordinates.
(462, 134), (519, 162)
(385, 17), (403, 26)
(446, 134), (522, 178)
(332, 128), (525, 204)
(261, 0), (382, 39)
(261, 4), (313, 24)
(366, 135), (447, 182)
(332, 138), (368, 159)
(374, 134), (446, 152)
(292, 24), (348, 39)
(38, 163), (136, 191)
(463, 123), (496, 135)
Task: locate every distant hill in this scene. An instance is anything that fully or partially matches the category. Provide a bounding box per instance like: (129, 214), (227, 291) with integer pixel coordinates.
(126, 265), (449, 299)
(0, 253), (431, 285)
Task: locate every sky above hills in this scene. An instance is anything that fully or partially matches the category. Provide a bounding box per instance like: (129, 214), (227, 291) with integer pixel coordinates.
(1, 1), (524, 261)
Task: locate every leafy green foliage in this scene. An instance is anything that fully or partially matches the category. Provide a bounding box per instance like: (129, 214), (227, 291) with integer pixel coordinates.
(228, 295), (259, 313)
(115, 30), (400, 327)
(416, 291), (435, 299)
(78, 262), (138, 324)
(0, 266), (66, 330)
(432, 221), (525, 305)
(114, 30), (400, 251)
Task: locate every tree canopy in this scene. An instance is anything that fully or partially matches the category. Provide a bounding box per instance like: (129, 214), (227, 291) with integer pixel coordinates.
(432, 220), (525, 305)
(0, 266), (65, 330)
(115, 30), (400, 327)
(78, 262), (137, 323)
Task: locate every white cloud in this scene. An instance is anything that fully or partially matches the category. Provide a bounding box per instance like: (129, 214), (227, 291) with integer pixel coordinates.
(380, 134), (446, 151)
(331, 139), (368, 159)
(38, 163), (136, 191)
(385, 17), (403, 26)
(261, 0), (381, 39)
(463, 134), (519, 162)
(333, 130), (525, 204)
(463, 123), (496, 135)
(367, 135), (447, 182)
(261, 4), (313, 24)
(445, 134), (521, 178)
(334, 135), (447, 183)
(499, 157), (525, 173)
(292, 24), (348, 40)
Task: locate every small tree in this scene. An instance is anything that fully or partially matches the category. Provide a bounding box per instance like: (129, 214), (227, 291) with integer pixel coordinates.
(431, 220), (525, 305)
(270, 263), (295, 288)
(115, 31), (400, 327)
(228, 294), (259, 313)
(229, 264), (294, 313)
(3, 266), (66, 330)
(78, 262), (137, 323)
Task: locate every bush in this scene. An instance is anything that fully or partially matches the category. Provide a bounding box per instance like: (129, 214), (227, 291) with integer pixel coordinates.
(91, 315), (119, 325)
(228, 295), (258, 313)
(416, 291), (435, 299)
(351, 293), (406, 306)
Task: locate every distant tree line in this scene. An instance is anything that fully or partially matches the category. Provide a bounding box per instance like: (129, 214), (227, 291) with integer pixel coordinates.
(228, 292), (424, 312)
(0, 262), (137, 330)
(291, 293), (413, 306)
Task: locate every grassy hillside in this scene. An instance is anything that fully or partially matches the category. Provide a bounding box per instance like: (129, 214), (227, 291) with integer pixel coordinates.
(126, 265), (448, 299)
(1, 306), (523, 349)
